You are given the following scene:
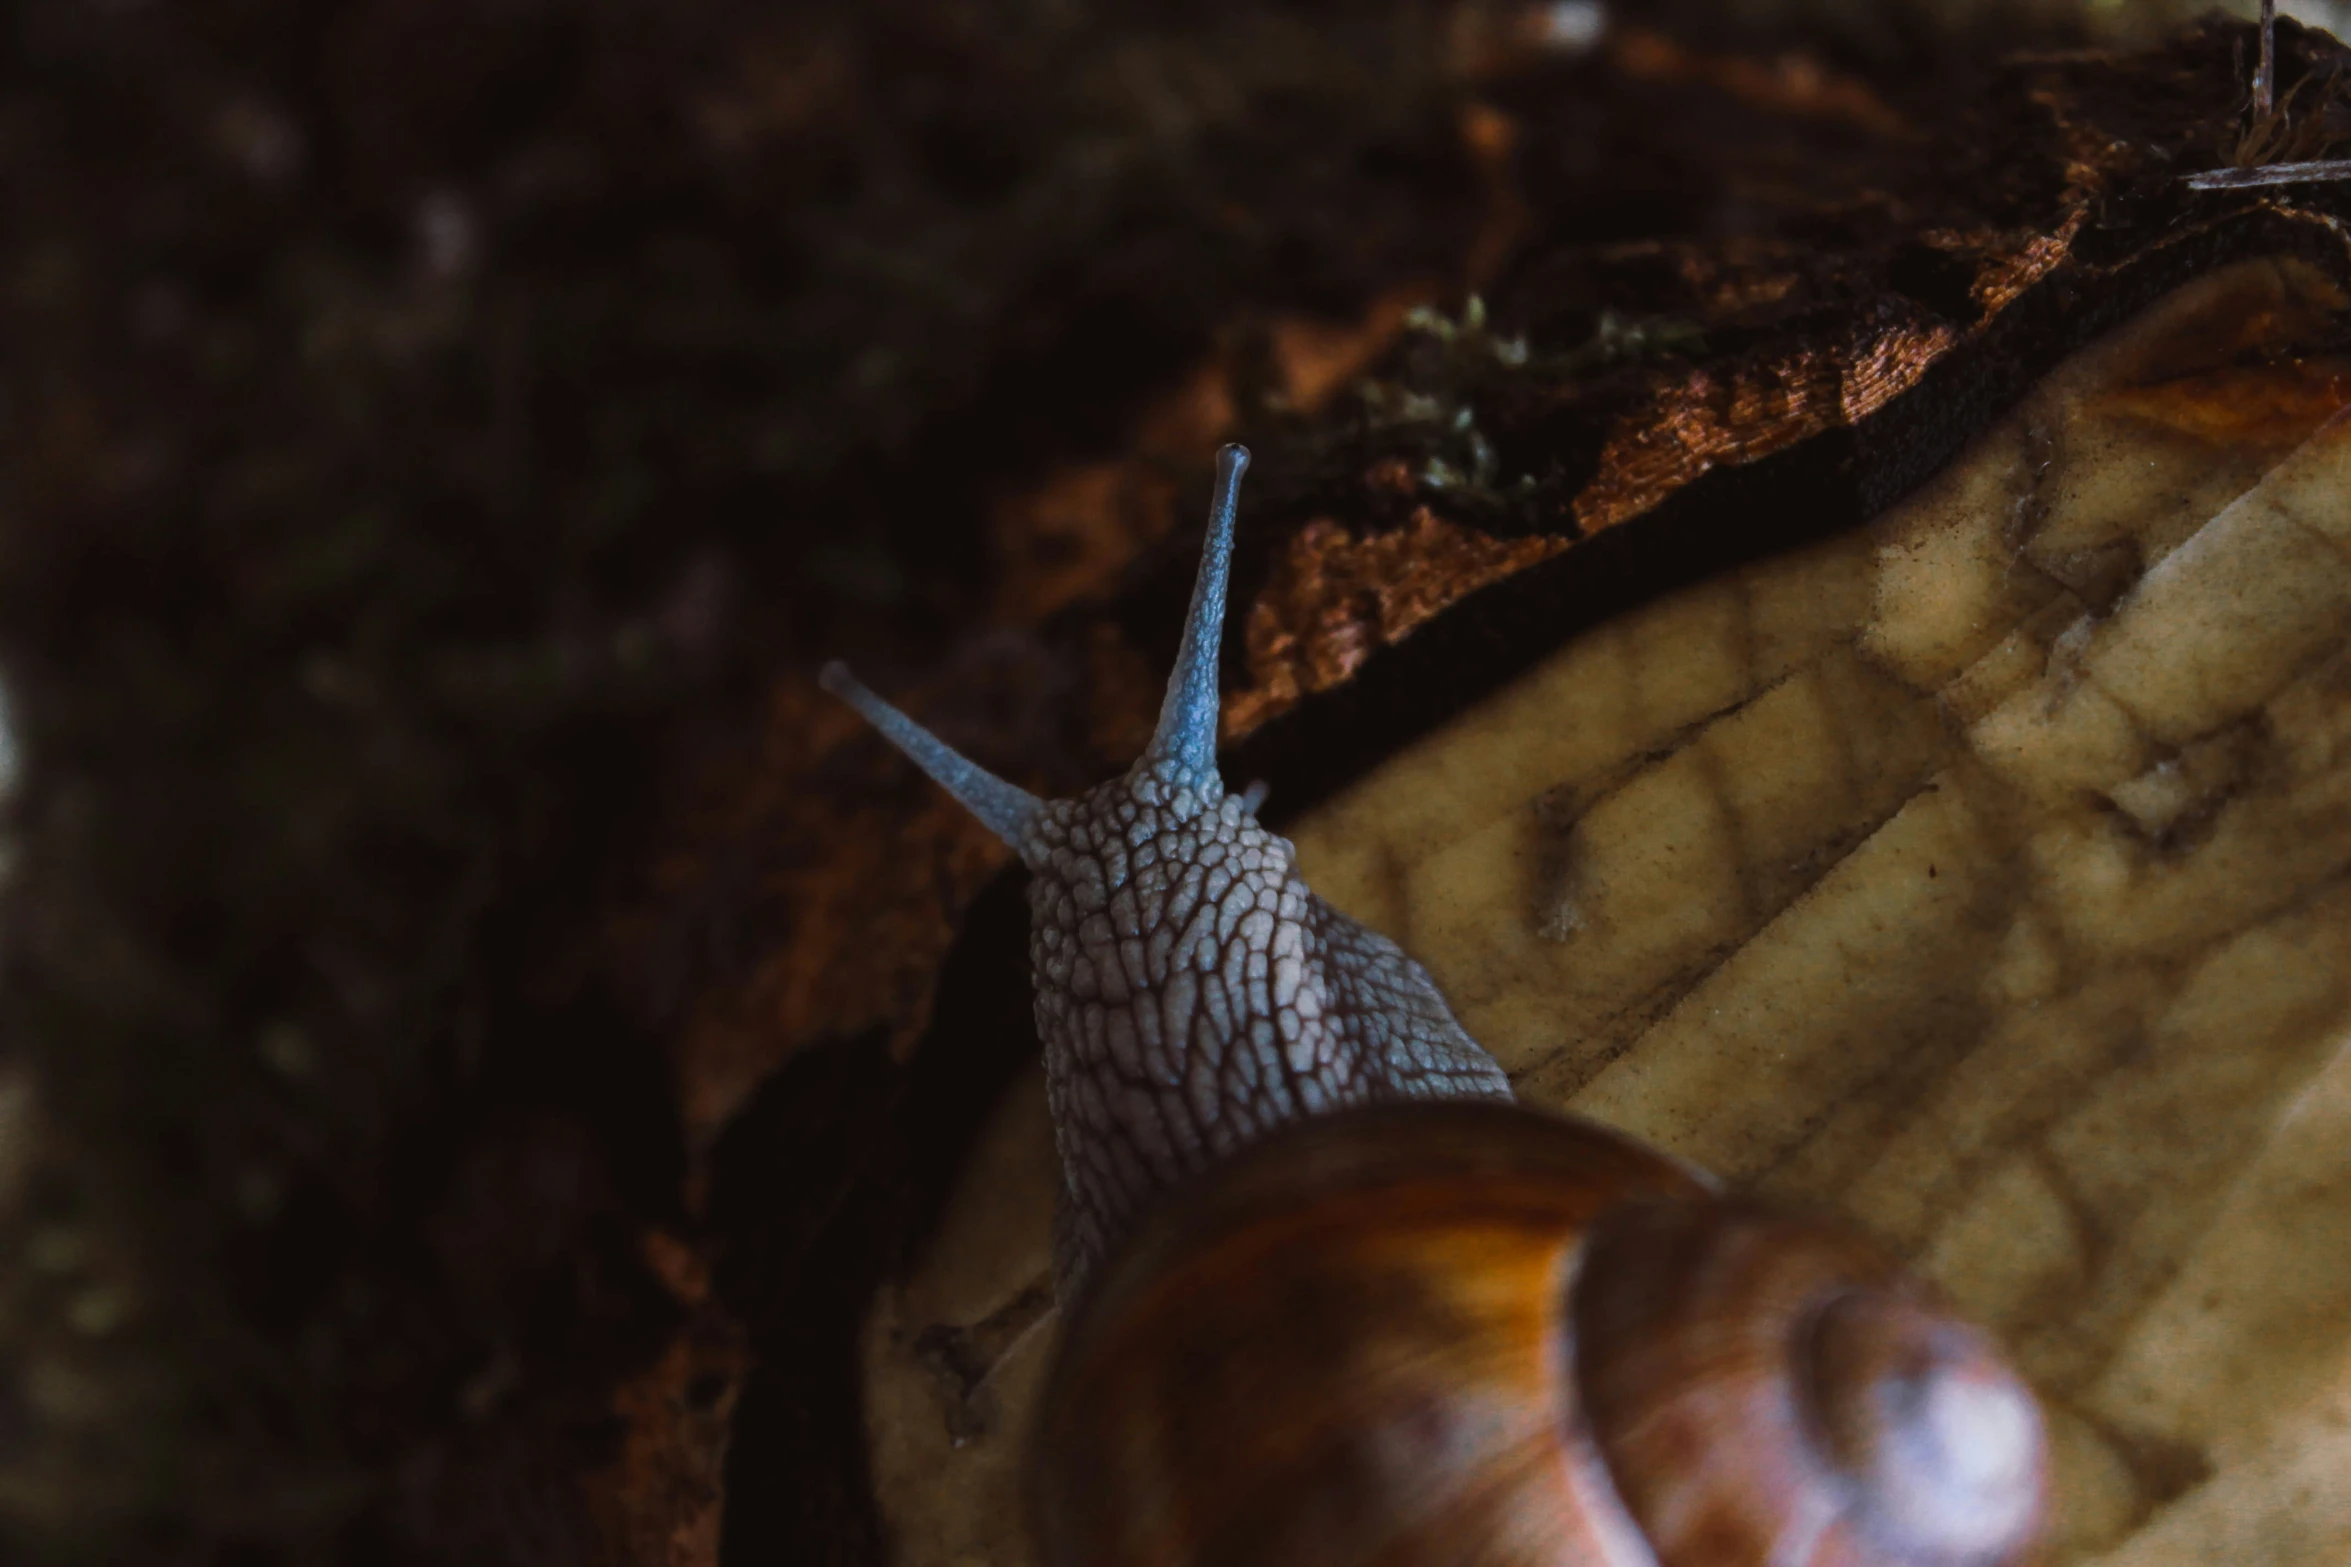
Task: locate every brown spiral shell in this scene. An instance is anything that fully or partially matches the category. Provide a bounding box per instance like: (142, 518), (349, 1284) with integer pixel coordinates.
(1031, 1101), (2047, 1567)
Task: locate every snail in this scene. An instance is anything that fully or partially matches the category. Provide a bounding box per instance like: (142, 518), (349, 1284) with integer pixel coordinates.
(822, 445), (2049, 1567)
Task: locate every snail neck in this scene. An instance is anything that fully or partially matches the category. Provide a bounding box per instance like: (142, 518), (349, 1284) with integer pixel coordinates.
(1024, 767), (1510, 1293)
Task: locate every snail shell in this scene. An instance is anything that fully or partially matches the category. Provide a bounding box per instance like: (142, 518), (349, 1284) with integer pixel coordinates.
(1035, 1102), (2047, 1567)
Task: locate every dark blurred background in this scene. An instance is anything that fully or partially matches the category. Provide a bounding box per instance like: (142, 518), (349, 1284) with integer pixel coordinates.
(0, 1), (2315, 1564)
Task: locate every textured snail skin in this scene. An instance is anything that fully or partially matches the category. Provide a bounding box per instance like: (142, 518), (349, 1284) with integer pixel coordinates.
(1018, 768), (1512, 1287)
(824, 444), (2049, 1567)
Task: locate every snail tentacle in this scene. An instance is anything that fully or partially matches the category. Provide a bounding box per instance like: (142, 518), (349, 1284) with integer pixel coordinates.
(1142, 441), (1246, 790)
(816, 661), (1042, 848)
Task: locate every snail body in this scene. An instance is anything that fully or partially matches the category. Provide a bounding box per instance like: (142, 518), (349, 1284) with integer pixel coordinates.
(823, 445), (2047, 1567)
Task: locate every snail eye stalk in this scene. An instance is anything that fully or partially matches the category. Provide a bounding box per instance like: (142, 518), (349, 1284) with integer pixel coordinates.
(1140, 443), (1249, 792)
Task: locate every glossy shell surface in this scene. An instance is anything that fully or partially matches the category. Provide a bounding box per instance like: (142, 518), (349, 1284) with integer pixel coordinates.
(1575, 1201), (2046, 1567)
(1035, 1103), (1699, 1567)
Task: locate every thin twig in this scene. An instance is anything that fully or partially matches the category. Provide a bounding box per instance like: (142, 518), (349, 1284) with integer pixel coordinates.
(2256, 0), (2277, 121)
(2185, 156), (2351, 188)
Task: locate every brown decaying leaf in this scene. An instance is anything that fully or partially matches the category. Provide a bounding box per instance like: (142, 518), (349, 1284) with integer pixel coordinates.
(581, 1233), (750, 1567)
(1570, 313), (1965, 535)
(1230, 509), (1569, 736)
(653, 680), (1018, 1141)
(987, 286), (1435, 629)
